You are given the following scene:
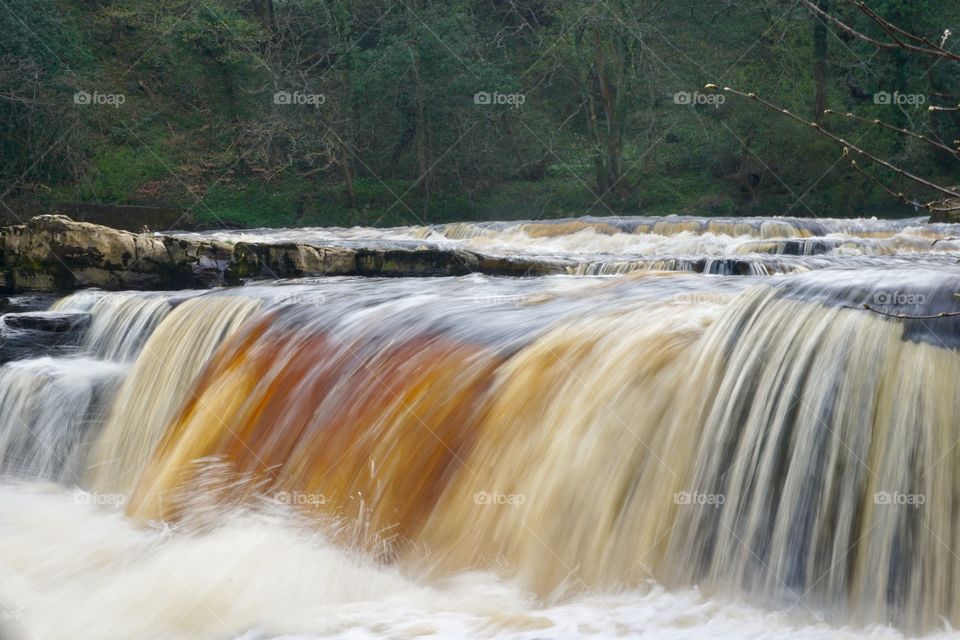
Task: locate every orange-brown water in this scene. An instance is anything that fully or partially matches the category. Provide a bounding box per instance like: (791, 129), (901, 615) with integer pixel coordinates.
(92, 267), (960, 634)
(6, 215), (960, 638)
(129, 320), (505, 557)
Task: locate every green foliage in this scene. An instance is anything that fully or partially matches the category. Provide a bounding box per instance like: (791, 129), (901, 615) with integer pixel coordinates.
(2, 0), (958, 225)
(0, 0), (91, 186)
(76, 147), (170, 202)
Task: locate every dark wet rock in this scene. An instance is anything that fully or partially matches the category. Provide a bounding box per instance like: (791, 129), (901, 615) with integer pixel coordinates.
(1, 215), (578, 292)
(475, 254), (566, 277)
(2, 312), (90, 333)
(354, 248), (565, 278)
(2, 216), (229, 292)
(736, 238), (836, 256)
(157, 236), (232, 288)
(226, 242), (357, 283)
(702, 258), (756, 276)
(1, 294), (69, 313)
(0, 312), (90, 363)
(775, 239), (833, 256)
(355, 248), (480, 277)
(226, 243), (561, 281)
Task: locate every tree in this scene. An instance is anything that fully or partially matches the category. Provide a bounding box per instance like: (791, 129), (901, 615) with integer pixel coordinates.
(0, 0), (88, 194)
(539, 1), (661, 196)
(713, 0), (960, 218)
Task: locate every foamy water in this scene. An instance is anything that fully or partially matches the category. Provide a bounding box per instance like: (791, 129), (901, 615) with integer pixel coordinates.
(0, 482), (925, 640)
(172, 215), (960, 263)
(5, 216), (960, 638)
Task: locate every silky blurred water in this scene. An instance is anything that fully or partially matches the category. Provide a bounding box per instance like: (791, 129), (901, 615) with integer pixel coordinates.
(3, 216), (960, 639)
(0, 482), (933, 640)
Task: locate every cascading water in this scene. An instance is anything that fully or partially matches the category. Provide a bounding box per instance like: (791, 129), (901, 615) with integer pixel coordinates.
(52, 291), (173, 361)
(87, 295), (263, 494)
(3, 216), (960, 640)
(0, 357), (124, 482)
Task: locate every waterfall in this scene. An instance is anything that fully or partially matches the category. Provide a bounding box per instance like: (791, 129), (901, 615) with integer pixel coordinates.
(83, 267), (954, 632)
(87, 296), (263, 494)
(665, 278), (960, 630)
(0, 292), (179, 484)
(53, 291), (172, 361)
(4, 216), (960, 637)
(0, 357), (125, 482)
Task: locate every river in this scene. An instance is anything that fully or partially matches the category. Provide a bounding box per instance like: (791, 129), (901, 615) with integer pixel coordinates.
(1, 215), (959, 639)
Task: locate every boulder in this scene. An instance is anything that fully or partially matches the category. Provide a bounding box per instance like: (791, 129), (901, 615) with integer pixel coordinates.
(226, 242), (357, 282)
(2, 311), (90, 333)
(355, 247), (482, 276)
(0, 215), (568, 292)
(2, 215), (228, 291)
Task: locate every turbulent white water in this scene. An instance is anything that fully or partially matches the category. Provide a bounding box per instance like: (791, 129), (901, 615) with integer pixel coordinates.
(0, 358), (125, 482)
(172, 215), (960, 275)
(0, 483), (931, 640)
(4, 215), (960, 639)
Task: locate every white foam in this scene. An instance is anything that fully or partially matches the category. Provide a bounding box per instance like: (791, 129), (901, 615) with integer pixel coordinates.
(0, 482), (932, 640)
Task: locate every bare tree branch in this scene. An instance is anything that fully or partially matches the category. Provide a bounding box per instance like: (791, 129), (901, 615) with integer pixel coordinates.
(798, 0), (960, 61)
(708, 84), (960, 207)
(823, 109), (959, 158)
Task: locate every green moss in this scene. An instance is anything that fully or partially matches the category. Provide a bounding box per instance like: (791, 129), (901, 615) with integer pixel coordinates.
(74, 147), (171, 203)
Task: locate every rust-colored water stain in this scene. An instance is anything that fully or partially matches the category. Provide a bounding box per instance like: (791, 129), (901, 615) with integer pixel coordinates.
(128, 321), (502, 559)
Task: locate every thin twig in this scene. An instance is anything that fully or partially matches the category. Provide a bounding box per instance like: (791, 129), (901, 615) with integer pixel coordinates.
(709, 85), (960, 202)
(798, 0), (960, 61)
(844, 304), (960, 319)
(824, 109), (959, 158)
(848, 159), (927, 209)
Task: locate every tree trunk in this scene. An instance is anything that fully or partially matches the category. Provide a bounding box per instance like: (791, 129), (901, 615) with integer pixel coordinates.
(582, 73), (606, 193)
(813, 0), (829, 122)
(407, 5), (431, 218)
(593, 30), (622, 192)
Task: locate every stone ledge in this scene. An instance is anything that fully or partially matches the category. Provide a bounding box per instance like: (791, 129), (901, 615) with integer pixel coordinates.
(0, 215), (563, 292)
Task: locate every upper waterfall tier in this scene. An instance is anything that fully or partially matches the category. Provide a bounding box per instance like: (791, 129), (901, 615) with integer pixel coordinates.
(175, 214), (960, 277)
(4, 214), (960, 293)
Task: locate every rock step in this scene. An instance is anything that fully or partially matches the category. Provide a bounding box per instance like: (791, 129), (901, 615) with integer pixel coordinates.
(2, 312), (91, 333)
(0, 215), (565, 293)
(0, 311), (90, 363)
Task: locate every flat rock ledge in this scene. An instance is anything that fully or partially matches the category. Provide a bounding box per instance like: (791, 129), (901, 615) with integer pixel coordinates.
(0, 215), (564, 293)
